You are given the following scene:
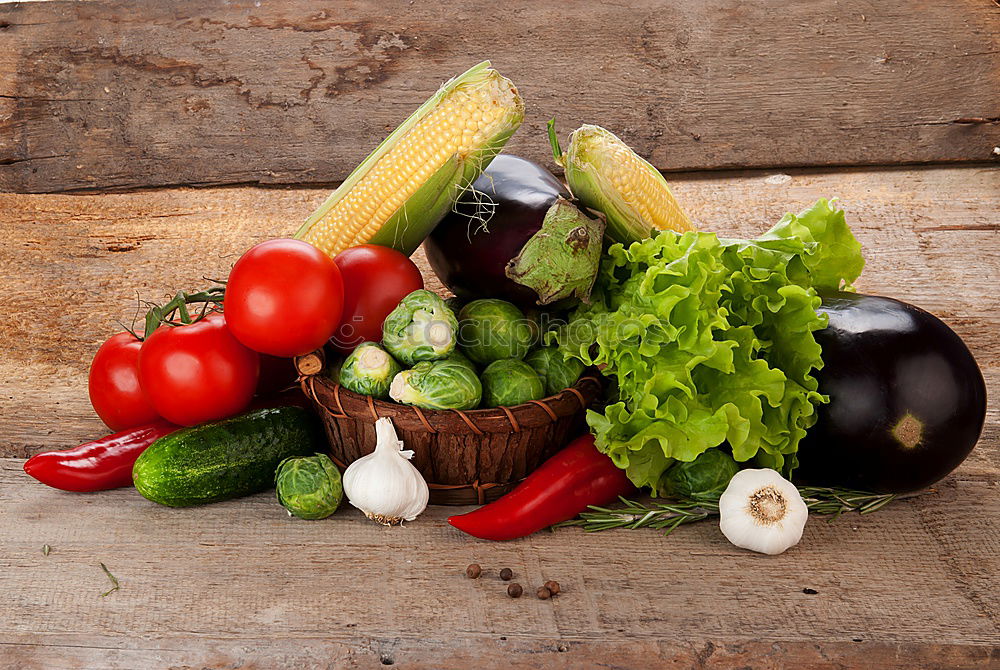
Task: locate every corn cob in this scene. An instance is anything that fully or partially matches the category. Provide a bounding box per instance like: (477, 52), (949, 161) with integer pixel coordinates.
(295, 62), (524, 258)
(548, 121), (692, 244)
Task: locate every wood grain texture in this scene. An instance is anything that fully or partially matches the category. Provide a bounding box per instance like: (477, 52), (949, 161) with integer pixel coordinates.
(1, 166), (997, 667)
(0, 635), (994, 670)
(1, 0), (998, 192)
(0, 460), (997, 669)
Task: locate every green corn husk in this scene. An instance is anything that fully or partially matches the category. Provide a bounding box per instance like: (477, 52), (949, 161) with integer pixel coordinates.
(296, 62), (525, 258)
(549, 120), (693, 245)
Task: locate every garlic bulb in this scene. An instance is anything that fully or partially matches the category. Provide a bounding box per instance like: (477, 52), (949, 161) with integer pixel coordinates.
(718, 468), (808, 555)
(342, 417), (429, 525)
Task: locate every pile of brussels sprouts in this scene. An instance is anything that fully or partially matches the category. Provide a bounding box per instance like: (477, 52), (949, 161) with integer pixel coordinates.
(332, 290), (584, 410)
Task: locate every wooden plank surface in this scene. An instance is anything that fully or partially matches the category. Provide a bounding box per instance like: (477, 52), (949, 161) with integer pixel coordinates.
(0, 167), (998, 669)
(0, 458), (997, 669)
(1, 0), (998, 193)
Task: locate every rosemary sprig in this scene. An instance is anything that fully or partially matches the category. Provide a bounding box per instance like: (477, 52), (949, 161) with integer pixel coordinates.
(556, 487), (905, 536)
(797, 486), (897, 518)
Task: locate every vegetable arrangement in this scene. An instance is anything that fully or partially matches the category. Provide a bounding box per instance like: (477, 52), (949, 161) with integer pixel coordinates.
(24, 61), (986, 556)
(329, 285), (578, 415)
(552, 198), (862, 493)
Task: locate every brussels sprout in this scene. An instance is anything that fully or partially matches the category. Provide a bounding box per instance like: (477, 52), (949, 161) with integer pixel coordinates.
(458, 299), (533, 365)
(524, 346), (584, 395)
(480, 359), (545, 408)
(382, 289), (458, 366)
(443, 349), (478, 373)
(275, 453), (343, 520)
(389, 359), (482, 410)
(659, 449), (740, 498)
(444, 296), (466, 315)
(522, 307), (543, 347)
(339, 342), (402, 399)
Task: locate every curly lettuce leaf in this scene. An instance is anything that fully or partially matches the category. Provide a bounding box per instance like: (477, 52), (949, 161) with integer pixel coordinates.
(553, 199), (863, 493)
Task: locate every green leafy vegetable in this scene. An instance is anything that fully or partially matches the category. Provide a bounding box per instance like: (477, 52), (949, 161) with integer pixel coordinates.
(659, 449), (739, 498)
(442, 349), (478, 373)
(458, 299), (534, 364)
(382, 289), (458, 366)
(481, 359), (546, 407)
(524, 346), (584, 395)
(552, 199), (863, 493)
(275, 453), (343, 520)
(339, 342), (402, 399)
(389, 359), (482, 410)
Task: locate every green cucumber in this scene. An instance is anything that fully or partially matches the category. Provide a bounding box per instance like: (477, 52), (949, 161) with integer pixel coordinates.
(133, 406), (323, 507)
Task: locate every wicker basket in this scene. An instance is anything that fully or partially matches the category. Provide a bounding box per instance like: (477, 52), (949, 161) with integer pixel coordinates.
(295, 349), (602, 505)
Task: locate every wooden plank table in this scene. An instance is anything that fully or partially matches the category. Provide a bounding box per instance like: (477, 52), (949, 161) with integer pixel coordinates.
(1, 2), (998, 668)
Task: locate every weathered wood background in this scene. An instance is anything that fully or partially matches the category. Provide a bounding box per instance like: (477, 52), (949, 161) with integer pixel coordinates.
(0, 0), (998, 668)
(1, 0), (998, 192)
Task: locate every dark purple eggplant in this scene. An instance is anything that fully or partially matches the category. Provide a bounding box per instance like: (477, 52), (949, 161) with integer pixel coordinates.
(795, 291), (986, 493)
(424, 154), (602, 309)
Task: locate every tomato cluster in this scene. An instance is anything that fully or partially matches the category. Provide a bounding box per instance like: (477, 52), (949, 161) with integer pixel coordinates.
(88, 241), (422, 429)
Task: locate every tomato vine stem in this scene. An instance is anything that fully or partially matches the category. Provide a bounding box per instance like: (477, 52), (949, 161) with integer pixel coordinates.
(132, 286), (226, 340)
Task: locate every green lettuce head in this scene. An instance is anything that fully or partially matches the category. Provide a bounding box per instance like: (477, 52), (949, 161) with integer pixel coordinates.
(458, 299), (533, 365)
(275, 453), (343, 520)
(389, 359), (482, 410)
(552, 199), (864, 493)
(339, 342), (402, 399)
(524, 346), (584, 395)
(480, 359), (545, 408)
(382, 289), (458, 366)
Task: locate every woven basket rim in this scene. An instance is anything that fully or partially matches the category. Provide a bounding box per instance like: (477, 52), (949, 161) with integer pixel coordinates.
(299, 362), (602, 435)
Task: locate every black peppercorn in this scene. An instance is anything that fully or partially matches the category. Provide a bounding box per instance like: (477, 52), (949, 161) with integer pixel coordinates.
(507, 583), (523, 598)
(499, 568), (513, 581)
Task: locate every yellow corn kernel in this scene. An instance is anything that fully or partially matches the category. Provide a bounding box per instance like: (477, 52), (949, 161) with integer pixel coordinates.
(595, 139), (691, 234)
(556, 123), (693, 244)
(296, 62), (523, 258)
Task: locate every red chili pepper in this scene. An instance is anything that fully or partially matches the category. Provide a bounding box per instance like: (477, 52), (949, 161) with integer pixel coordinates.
(23, 421), (179, 492)
(448, 433), (635, 541)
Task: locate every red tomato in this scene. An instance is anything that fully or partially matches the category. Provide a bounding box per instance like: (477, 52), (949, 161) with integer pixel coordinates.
(88, 331), (162, 431)
(138, 313), (259, 426)
(225, 239), (344, 357)
(332, 245), (424, 352)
